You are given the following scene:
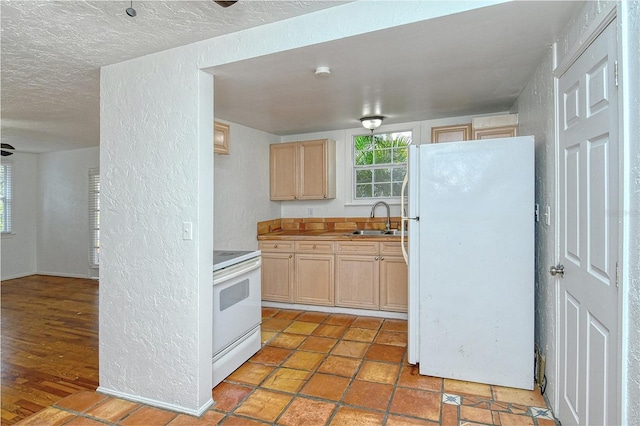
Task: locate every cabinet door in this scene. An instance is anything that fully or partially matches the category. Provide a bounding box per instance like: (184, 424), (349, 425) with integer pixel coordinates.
(335, 255), (379, 310)
(270, 142), (298, 200)
(473, 125), (518, 140)
(379, 256), (408, 312)
(295, 254), (334, 306)
(261, 252), (294, 302)
(431, 124), (472, 143)
(298, 140), (326, 199)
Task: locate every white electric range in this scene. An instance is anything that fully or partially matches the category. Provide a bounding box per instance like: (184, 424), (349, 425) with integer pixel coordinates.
(212, 250), (262, 387)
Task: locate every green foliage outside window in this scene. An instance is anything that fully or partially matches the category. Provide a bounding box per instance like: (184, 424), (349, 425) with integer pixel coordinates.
(353, 131), (410, 199)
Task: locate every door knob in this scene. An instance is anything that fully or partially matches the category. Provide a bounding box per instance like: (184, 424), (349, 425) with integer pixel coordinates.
(550, 264), (565, 277)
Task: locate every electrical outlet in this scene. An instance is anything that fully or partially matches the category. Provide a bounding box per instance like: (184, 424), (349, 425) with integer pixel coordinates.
(307, 208), (314, 217)
(544, 205), (551, 226)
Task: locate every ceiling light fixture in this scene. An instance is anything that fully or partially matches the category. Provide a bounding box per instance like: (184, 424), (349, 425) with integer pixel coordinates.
(315, 66), (331, 76)
(360, 116), (384, 132)
(126, 1), (136, 17)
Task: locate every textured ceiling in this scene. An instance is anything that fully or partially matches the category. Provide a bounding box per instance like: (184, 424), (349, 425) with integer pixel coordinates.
(0, 0), (347, 153)
(1, 1), (583, 154)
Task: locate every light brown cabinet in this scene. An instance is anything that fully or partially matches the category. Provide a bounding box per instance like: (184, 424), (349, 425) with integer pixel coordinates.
(472, 125), (518, 140)
(335, 241), (407, 312)
(270, 139), (336, 200)
(213, 121), (230, 155)
(431, 123), (472, 143)
(259, 241), (294, 302)
(295, 241), (334, 306)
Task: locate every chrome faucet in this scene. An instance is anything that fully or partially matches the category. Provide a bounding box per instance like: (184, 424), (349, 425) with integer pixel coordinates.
(370, 201), (391, 231)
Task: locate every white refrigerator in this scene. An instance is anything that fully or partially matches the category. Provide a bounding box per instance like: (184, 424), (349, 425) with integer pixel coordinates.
(401, 136), (535, 390)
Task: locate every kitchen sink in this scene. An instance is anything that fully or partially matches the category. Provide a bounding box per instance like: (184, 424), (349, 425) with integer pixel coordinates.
(348, 229), (406, 236)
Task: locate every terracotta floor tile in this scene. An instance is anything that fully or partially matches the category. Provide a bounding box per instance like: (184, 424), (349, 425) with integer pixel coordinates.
(342, 380), (394, 411)
(296, 311), (330, 323)
(317, 355), (361, 378)
(261, 367), (310, 393)
(374, 330), (407, 347)
(274, 310), (303, 320)
(536, 418), (557, 426)
(277, 397), (336, 426)
(331, 340), (369, 358)
(260, 330), (277, 344)
(282, 350), (325, 371)
(64, 417), (108, 426)
(226, 362), (274, 386)
(300, 373), (350, 401)
(212, 382), (253, 412)
(16, 407), (75, 426)
(85, 398), (139, 423)
(464, 396), (492, 409)
(312, 324), (347, 338)
(351, 317), (384, 330)
(498, 412), (535, 426)
(261, 307), (278, 318)
(54, 391), (108, 412)
(492, 411), (502, 425)
(397, 365), (443, 391)
(220, 415), (266, 425)
(441, 402), (459, 426)
(365, 343), (406, 363)
(299, 336), (338, 353)
(120, 406), (178, 425)
(492, 385), (546, 407)
(249, 346), (292, 365)
(234, 389), (292, 422)
(283, 321), (319, 335)
(390, 388), (441, 421)
(387, 414), (439, 425)
(459, 405), (494, 424)
(356, 360), (400, 384)
(267, 333), (306, 349)
(324, 313), (356, 326)
(261, 317), (293, 332)
(168, 410), (226, 425)
(444, 379), (492, 398)
(381, 319), (408, 332)
(329, 406), (385, 426)
(342, 327), (378, 343)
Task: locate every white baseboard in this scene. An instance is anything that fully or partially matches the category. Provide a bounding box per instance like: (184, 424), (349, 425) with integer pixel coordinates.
(262, 301), (408, 320)
(96, 386), (214, 417)
(1, 271), (38, 281)
(36, 271), (90, 279)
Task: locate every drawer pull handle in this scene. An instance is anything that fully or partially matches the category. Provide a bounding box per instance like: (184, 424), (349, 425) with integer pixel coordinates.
(289, 254), (293, 258)
(375, 256), (379, 260)
(381, 257), (385, 260)
(274, 244), (278, 248)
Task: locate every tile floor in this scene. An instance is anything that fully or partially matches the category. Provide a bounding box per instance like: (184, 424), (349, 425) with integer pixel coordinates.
(17, 308), (557, 425)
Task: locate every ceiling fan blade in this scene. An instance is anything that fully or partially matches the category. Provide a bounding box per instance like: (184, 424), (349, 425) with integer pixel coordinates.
(1, 150), (14, 156)
(1, 143), (15, 150)
(215, 1), (238, 7)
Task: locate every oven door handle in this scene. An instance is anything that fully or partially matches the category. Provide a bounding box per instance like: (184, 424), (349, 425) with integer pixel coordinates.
(213, 257), (261, 284)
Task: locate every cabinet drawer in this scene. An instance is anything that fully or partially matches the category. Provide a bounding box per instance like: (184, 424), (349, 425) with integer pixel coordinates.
(295, 241), (334, 254)
(258, 241), (295, 252)
(335, 241), (379, 255)
(380, 242), (403, 256)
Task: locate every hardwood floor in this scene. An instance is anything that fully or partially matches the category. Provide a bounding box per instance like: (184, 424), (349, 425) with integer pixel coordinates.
(1, 275), (99, 425)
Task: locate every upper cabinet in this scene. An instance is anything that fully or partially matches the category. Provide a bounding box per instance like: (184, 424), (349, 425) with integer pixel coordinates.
(431, 123), (472, 143)
(270, 139), (336, 201)
(214, 121), (230, 155)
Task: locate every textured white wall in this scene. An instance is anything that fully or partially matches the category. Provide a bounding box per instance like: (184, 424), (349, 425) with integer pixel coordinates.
(620, 1), (640, 423)
(37, 147), (99, 278)
(99, 45), (213, 414)
(213, 121), (279, 250)
(0, 153), (38, 280)
(514, 2), (640, 423)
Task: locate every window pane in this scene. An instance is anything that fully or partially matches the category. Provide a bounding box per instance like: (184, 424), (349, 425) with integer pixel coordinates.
(374, 183), (392, 197)
(356, 169), (372, 184)
(374, 168), (391, 183)
(392, 182), (403, 197)
(392, 167), (406, 181)
(393, 146), (408, 163)
(356, 184), (372, 198)
(373, 148), (392, 165)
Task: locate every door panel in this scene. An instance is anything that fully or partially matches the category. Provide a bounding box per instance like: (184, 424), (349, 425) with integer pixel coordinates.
(557, 20), (618, 426)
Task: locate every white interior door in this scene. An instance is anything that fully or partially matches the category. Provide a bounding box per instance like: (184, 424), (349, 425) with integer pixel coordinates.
(557, 20), (619, 426)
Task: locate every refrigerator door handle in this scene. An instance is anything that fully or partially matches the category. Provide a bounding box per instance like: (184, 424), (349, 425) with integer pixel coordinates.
(401, 171), (415, 265)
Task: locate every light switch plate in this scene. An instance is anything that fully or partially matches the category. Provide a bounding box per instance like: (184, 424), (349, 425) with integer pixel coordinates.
(182, 222), (193, 240)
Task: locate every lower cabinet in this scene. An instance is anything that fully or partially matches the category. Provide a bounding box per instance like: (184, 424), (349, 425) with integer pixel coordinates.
(259, 241), (294, 302)
(259, 239), (407, 312)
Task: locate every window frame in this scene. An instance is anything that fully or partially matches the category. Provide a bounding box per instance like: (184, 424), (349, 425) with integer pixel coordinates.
(1, 162), (13, 235)
(344, 121), (421, 206)
(89, 168), (100, 268)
